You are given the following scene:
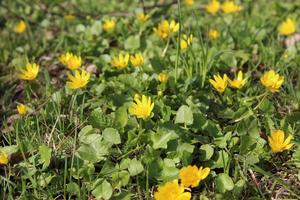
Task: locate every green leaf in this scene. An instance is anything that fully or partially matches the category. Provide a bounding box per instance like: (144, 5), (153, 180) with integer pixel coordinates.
(199, 144), (214, 161)
(38, 144), (52, 169)
(212, 150), (229, 169)
(128, 158), (144, 176)
(76, 134), (110, 163)
(103, 128), (121, 144)
(67, 182), (80, 196)
(111, 170), (130, 187)
(151, 129), (178, 149)
(89, 108), (113, 129)
(92, 179), (113, 200)
(0, 145), (18, 155)
(175, 105), (193, 125)
(90, 20), (102, 35)
(159, 159), (179, 181)
(124, 35), (140, 50)
(216, 173), (234, 193)
(78, 125), (94, 142)
(114, 106), (128, 128)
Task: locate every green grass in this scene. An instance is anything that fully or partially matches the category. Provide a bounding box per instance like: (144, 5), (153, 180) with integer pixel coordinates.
(0, 0), (300, 199)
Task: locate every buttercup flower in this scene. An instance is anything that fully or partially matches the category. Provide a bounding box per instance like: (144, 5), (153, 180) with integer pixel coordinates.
(67, 69), (90, 89)
(209, 74), (228, 93)
(14, 20), (26, 33)
(208, 29), (220, 40)
(154, 180), (191, 200)
(129, 94), (154, 119)
(111, 53), (130, 69)
(0, 151), (8, 165)
(278, 18), (296, 36)
(130, 53), (144, 67)
(136, 13), (150, 23)
(153, 20), (180, 39)
(103, 19), (116, 32)
(180, 34), (193, 50)
(260, 70), (284, 92)
(158, 72), (168, 83)
(228, 71), (247, 89)
(179, 165), (210, 188)
(268, 130), (293, 153)
(206, 0), (220, 14)
(59, 52), (82, 70)
(64, 14), (76, 20)
(221, 1), (242, 14)
(184, 0), (194, 6)
(17, 104), (27, 115)
(18, 63), (39, 80)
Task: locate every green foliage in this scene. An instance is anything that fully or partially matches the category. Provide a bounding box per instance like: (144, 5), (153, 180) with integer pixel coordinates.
(0, 0), (299, 199)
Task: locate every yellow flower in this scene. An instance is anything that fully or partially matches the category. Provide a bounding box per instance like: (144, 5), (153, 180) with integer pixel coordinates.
(136, 13), (150, 23)
(18, 63), (39, 80)
(103, 19), (116, 32)
(209, 74), (228, 93)
(260, 70), (284, 92)
(268, 130), (293, 153)
(221, 1), (242, 14)
(208, 29), (220, 40)
(154, 180), (191, 200)
(64, 14), (76, 20)
(59, 52), (82, 70)
(228, 71), (247, 89)
(17, 104), (27, 115)
(14, 20), (26, 33)
(153, 20), (180, 39)
(206, 0), (220, 14)
(180, 34), (193, 50)
(179, 165), (210, 188)
(278, 18), (296, 36)
(0, 151), (8, 165)
(158, 72), (168, 83)
(111, 53), (130, 69)
(184, 0), (194, 6)
(67, 69), (90, 89)
(130, 53), (144, 67)
(129, 94), (154, 119)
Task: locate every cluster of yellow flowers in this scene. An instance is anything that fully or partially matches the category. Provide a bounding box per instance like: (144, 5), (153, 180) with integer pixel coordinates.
(14, 20), (26, 33)
(208, 29), (220, 40)
(103, 19), (116, 32)
(278, 18), (297, 36)
(184, 0), (194, 7)
(18, 63), (39, 81)
(209, 70), (246, 93)
(16, 62), (35, 115)
(17, 103), (28, 116)
(209, 70), (284, 93)
(154, 165), (210, 200)
(209, 70), (292, 153)
(136, 13), (150, 23)
(158, 72), (168, 83)
(0, 151), (8, 165)
(59, 52), (91, 90)
(180, 34), (193, 50)
(111, 53), (144, 69)
(64, 14), (76, 21)
(128, 94), (154, 119)
(66, 70), (90, 89)
(59, 52), (82, 70)
(206, 0), (242, 14)
(268, 130), (293, 153)
(16, 53), (91, 116)
(153, 20), (180, 39)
